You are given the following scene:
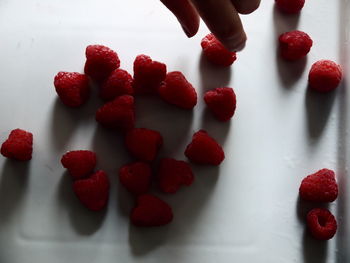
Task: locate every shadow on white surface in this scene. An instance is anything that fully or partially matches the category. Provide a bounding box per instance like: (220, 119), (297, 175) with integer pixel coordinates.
(128, 165), (219, 256)
(272, 5), (300, 36)
(198, 53), (232, 94)
(305, 89), (336, 140)
(56, 172), (107, 235)
(302, 229), (328, 263)
(296, 196), (330, 223)
(50, 83), (102, 151)
(0, 160), (29, 225)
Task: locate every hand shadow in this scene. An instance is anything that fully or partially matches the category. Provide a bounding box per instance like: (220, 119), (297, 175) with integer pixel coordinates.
(56, 172), (106, 235)
(305, 89), (336, 141)
(0, 160), (30, 225)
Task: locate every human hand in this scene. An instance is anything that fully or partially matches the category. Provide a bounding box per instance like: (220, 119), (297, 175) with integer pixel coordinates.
(160, 0), (260, 51)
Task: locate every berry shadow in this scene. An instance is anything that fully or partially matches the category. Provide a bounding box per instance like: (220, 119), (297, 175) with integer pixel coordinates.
(198, 108), (231, 146)
(275, 56), (307, 88)
(198, 53), (232, 94)
(49, 82), (102, 151)
(305, 89), (336, 140)
(56, 172), (106, 235)
(0, 160), (30, 226)
(128, 164), (219, 256)
(302, 229), (328, 263)
(295, 195), (330, 223)
(272, 6), (304, 88)
(134, 96), (194, 159)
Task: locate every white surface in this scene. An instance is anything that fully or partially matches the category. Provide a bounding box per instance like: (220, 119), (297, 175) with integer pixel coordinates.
(0, 0), (349, 262)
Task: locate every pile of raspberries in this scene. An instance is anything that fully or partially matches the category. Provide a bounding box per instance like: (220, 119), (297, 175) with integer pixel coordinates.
(0, 0), (344, 239)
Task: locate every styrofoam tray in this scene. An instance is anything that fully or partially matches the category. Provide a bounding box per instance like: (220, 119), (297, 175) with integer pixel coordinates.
(0, 0), (349, 262)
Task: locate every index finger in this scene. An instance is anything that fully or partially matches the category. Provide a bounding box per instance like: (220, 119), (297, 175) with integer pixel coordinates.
(191, 0), (246, 51)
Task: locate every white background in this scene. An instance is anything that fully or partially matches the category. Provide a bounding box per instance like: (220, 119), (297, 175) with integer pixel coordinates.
(0, 0), (349, 262)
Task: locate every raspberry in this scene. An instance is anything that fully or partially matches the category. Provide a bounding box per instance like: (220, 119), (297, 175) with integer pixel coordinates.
(308, 60), (343, 93)
(130, 194), (173, 227)
(73, 170), (110, 211)
(61, 150), (97, 180)
(201, 33), (237, 66)
(299, 168), (338, 202)
(307, 208), (337, 240)
(133, 54), (167, 95)
(54, 72), (90, 107)
(204, 87), (237, 122)
(125, 128), (163, 162)
(100, 69), (133, 101)
(275, 0), (305, 14)
(158, 158), (194, 194)
(185, 130), (224, 165)
(84, 45), (120, 81)
(95, 95), (135, 131)
(159, 71), (197, 109)
(119, 162), (152, 195)
(1, 129), (33, 161)
(279, 31), (313, 61)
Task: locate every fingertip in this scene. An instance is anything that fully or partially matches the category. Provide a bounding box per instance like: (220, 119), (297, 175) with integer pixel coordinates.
(180, 15), (200, 38)
(219, 30), (247, 51)
(232, 0), (261, 15)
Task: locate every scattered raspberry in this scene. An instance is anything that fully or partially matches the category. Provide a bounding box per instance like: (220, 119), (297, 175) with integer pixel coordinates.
(84, 45), (120, 81)
(159, 71), (197, 109)
(1, 129), (33, 161)
(308, 60), (343, 93)
(131, 194), (173, 227)
(125, 128), (163, 162)
(279, 30), (313, 61)
(95, 95), (135, 131)
(307, 208), (337, 240)
(54, 72), (90, 107)
(201, 33), (237, 66)
(204, 87), (237, 122)
(100, 69), (133, 101)
(73, 170), (110, 211)
(299, 168), (338, 202)
(119, 162), (152, 195)
(275, 0), (305, 14)
(133, 54), (167, 95)
(158, 158), (194, 194)
(61, 150), (97, 180)
(185, 130), (224, 165)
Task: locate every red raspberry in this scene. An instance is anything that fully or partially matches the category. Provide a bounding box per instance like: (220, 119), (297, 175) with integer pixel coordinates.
(159, 71), (197, 109)
(100, 69), (133, 101)
(1, 129), (33, 161)
(275, 0), (305, 14)
(125, 128), (163, 162)
(54, 72), (90, 107)
(84, 45), (120, 81)
(201, 33), (237, 66)
(185, 130), (224, 165)
(61, 150), (97, 180)
(131, 194), (173, 227)
(133, 54), (167, 95)
(95, 95), (135, 131)
(279, 30), (313, 61)
(299, 168), (338, 202)
(308, 60), (343, 93)
(307, 208), (337, 240)
(119, 162), (152, 195)
(73, 170), (110, 211)
(158, 158), (194, 194)
(204, 87), (237, 122)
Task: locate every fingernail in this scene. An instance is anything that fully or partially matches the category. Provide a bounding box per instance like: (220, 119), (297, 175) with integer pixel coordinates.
(222, 31), (247, 51)
(181, 24), (193, 38)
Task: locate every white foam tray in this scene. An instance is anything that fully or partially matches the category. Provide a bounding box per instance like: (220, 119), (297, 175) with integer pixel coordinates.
(0, 0), (349, 262)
